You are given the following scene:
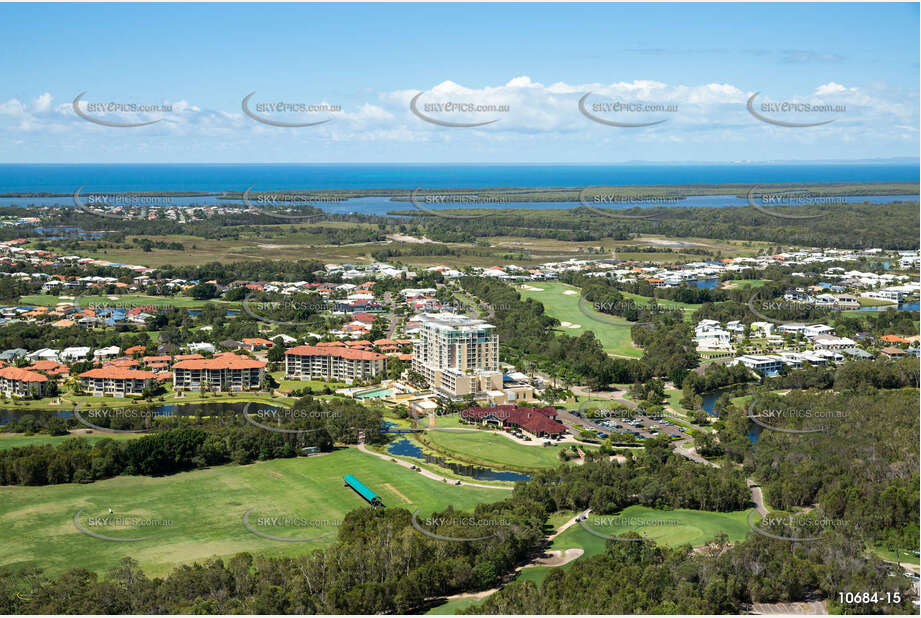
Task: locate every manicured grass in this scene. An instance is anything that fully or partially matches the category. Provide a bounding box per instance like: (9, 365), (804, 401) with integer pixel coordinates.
(665, 387), (690, 416)
(517, 282), (643, 358)
(424, 596), (485, 615)
(0, 432), (140, 451)
(0, 447), (505, 577)
(424, 429), (576, 471)
(430, 414), (475, 429)
(721, 279), (769, 289)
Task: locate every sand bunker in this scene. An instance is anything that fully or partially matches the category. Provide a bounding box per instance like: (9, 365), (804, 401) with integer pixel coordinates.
(562, 290), (577, 295)
(521, 285), (543, 291)
(567, 323), (581, 329)
(532, 548), (584, 567)
(560, 321), (573, 327)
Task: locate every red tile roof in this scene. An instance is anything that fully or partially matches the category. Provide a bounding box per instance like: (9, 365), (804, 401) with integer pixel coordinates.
(286, 345), (385, 361)
(0, 366), (48, 382)
(79, 367), (157, 380)
(461, 406), (564, 436)
(242, 338), (274, 347)
(28, 360), (66, 372)
(172, 357), (267, 370)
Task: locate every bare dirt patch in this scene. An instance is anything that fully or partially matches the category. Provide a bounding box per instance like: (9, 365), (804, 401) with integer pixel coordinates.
(384, 482), (412, 504)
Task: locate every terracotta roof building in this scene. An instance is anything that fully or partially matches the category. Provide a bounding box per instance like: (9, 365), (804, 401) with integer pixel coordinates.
(0, 366), (49, 398)
(79, 366), (157, 397)
(285, 345), (385, 383)
(460, 405), (565, 438)
(172, 356), (266, 392)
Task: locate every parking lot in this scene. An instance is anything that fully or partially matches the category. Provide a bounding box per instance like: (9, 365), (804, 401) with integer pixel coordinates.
(561, 406), (688, 442)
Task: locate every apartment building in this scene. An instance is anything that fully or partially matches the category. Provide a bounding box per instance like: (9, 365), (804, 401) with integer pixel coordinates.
(285, 345), (385, 383)
(172, 355), (266, 391)
(411, 313), (502, 398)
(78, 366), (157, 397)
(0, 366), (48, 398)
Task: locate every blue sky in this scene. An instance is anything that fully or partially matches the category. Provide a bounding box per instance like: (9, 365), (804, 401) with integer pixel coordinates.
(0, 2), (918, 163)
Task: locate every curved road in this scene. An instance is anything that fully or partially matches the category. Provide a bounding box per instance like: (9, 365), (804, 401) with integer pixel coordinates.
(674, 438), (767, 516)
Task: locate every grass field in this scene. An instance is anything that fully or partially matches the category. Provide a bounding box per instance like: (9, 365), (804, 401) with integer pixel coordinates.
(517, 282), (643, 358)
(423, 429), (577, 471)
(0, 447), (506, 577)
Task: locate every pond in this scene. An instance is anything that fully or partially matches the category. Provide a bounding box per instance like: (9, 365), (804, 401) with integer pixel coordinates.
(385, 437), (531, 482)
(699, 389), (734, 417)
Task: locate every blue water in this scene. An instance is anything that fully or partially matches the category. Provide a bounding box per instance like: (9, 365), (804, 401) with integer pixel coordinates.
(700, 389), (734, 417)
(385, 437), (531, 482)
(694, 279), (719, 289)
(0, 163), (917, 193)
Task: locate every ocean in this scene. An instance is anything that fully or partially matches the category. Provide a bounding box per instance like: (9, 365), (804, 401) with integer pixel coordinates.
(0, 163), (917, 215)
(1, 163), (917, 193)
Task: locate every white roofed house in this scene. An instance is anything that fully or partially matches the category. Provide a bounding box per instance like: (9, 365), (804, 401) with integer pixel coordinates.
(26, 348), (61, 362)
(61, 346), (91, 362)
(811, 335), (856, 351)
(803, 324), (835, 338)
(93, 346), (121, 360)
